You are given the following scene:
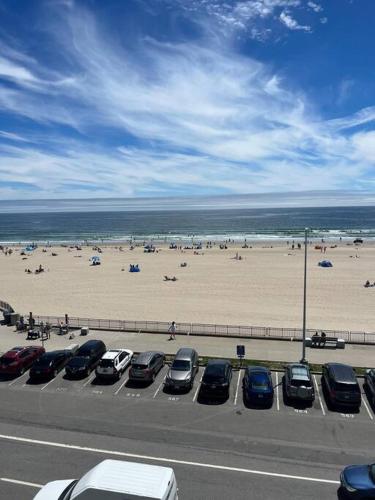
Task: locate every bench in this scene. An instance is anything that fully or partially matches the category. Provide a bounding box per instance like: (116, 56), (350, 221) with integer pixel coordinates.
(305, 336), (345, 349)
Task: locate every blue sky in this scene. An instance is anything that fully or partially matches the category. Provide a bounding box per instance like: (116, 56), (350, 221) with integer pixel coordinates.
(0, 0), (374, 201)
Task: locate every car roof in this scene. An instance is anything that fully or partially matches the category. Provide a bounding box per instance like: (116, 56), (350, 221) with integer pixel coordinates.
(174, 347), (197, 360)
(325, 363), (356, 382)
(101, 349), (129, 360)
(135, 351), (164, 363)
(40, 350), (66, 358)
(288, 364), (310, 379)
(79, 340), (104, 349)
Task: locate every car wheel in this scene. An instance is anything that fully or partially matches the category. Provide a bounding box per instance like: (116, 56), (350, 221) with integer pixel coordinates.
(152, 372), (156, 382)
(53, 370), (57, 378)
(19, 367), (25, 376)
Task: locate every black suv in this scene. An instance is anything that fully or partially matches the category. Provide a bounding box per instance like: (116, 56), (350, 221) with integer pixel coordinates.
(322, 363), (361, 409)
(128, 351), (165, 383)
(199, 359), (232, 400)
(65, 340), (106, 378)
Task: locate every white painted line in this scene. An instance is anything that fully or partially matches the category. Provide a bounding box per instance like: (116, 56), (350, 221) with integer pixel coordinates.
(0, 477), (42, 488)
(234, 370), (241, 406)
(82, 374), (96, 388)
(362, 394), (374, 421)
(8, 372), (29, 387)
(0, 434), (340, 485)
(114, 377), (129, 396)
(153, 376), (166, 399)
(41, 376), (59, 391)
(275, 372), (280, 411)
(313, 375), (326, 416)
(192, 376), (202, 402)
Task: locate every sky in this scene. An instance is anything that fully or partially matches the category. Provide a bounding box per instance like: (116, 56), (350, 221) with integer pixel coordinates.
(0, 0), (374, 202)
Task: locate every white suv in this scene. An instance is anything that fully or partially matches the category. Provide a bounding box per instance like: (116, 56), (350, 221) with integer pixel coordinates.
(95, 349), (133, 380)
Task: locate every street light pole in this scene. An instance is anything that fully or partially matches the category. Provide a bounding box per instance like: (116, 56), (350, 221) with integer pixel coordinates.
(301, 227), (309, 364)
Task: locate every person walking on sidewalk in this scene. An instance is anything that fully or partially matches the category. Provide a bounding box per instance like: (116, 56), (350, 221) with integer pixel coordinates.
(168, 321), (176, 340)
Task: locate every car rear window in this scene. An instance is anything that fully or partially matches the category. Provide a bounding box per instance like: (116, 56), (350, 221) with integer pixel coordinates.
(172, 360), (190, 371)
(333, 381), (358, 392)
(251, 374), (269, 388)
(291, 379), (311, 387)
(99, 359), (114, 368)
(132, 363), (147, 370)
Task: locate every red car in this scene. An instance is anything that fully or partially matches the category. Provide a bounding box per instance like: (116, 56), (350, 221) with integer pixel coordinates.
(0, 346), (45, 376)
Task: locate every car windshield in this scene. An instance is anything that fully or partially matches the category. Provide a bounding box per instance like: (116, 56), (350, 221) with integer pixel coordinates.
(37, 357), (53, 367)
(0, 357), (15, 365)
(204, 364), (225, 382)
(333, 381), (358, 392)
(171, 360), (191, 371)
(99, 359), (114, 368)
(291, 367), (309, 378)
(251, 374), (269, 389)
(69, 357), (87, 367)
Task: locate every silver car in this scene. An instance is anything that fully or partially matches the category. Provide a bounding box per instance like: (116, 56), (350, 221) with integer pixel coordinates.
(283, 363), (315, 403)
(165, 347), (199, 391)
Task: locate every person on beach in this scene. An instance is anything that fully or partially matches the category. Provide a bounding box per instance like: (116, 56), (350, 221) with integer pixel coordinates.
(168, 321), (176, 340)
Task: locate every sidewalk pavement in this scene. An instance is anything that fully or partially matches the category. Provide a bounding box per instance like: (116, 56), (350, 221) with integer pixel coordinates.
(0, 324), (374, 368)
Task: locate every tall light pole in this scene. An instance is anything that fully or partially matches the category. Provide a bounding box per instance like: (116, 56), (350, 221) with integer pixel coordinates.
(300, 228), (309, 364)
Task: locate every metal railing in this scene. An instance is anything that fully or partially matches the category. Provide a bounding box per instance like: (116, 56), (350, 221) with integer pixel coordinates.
(26, 314), (375, 345)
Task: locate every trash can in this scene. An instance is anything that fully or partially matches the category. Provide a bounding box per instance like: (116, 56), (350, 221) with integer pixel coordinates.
(81, 326), (89, 336)
(2, 311), (11, 325)
(9, 313), (20, 326)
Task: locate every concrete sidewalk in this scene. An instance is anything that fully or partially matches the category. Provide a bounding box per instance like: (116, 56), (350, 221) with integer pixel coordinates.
(1, 324), (374, 368)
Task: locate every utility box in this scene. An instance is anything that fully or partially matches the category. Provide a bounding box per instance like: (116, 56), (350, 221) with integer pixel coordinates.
(9, 313), (20, 326)
(337, 338), (345, 349)
(81, 327), (89, 336)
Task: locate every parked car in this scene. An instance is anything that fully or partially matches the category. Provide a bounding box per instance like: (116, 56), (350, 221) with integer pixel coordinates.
(95, 349), (133, 380)
(283, 363), (315, 403)
(322, 363), (361, 410)
(364, 369), (375, 407)
(0, 346), (45, 376)
(128, 351), (165, 383)
(165, 347), (199, 392)
(199, 359), (232, 400)
(243, 366), (274, 406)
(65, 340), (106, 378)
(340, 463), (375, 499)
(33, 459), (178, 500)
(29, 350), (72, 380)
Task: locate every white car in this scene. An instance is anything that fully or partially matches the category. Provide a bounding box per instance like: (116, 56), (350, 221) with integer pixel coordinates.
(95, 349), (133, 380)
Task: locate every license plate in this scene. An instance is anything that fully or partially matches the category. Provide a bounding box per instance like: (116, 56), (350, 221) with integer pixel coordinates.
(258, 394), (264, 398)
(211, 385), (216, 389)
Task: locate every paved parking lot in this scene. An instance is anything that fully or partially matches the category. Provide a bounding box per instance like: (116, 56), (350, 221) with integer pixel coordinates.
(2, 360), (374, 425)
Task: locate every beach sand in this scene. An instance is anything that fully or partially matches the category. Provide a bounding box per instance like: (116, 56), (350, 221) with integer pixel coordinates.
(0, 241), (373, 332)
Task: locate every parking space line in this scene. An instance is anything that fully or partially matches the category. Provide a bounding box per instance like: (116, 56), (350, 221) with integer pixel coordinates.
(313, 375), (326, 416)
(8, 372), (29, 386)
(275, 372), (280, 411)
(114, 377), (129, 396)
(153, 376), (166, 399)
(234, 370), (241, 406)
(82, 374), (96, 388)
(192, 376), (202, 402)
(0, 477), (42, 488)
(41, 376), (58, 391)
(362, 394), (374, 421)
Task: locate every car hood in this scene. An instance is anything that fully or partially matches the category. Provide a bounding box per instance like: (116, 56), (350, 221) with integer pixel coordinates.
(344, 465), (374, 490)
(168, 369), (190, 381)
(33, 479), (74, 499)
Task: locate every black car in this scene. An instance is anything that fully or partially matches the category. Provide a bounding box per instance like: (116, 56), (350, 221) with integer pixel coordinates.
(29, 350), (72, 380)
(322, 363), (361, 409)
(243, 366), (274, 407)
(199, 359), (232, 400)
(65, 340), (106, 378)
(365, 369), (375, 407)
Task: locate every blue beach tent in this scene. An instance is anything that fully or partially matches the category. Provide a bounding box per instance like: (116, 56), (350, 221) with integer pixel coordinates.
(318, 260), (333, 268)
(90, 256), (101, 266)
(129, 264), (140, 272)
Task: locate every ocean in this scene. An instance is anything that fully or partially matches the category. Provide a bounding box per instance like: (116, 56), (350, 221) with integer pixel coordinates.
(0, 200), (374, 243)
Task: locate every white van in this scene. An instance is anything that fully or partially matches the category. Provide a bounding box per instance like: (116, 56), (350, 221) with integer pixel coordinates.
(34, 459), (178, 500)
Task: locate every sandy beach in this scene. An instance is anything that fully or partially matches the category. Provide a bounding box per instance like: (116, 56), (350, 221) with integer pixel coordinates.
(0, 241), (373, 332)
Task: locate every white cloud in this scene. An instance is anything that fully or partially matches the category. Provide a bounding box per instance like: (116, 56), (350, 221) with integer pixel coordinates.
(279, 11), (311, 31)
(307, 1), (323, 13)
(0, 3), (371, 199)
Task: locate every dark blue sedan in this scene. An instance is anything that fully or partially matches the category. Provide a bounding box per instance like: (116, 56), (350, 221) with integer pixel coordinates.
(242, 366), (274, 407)
(340, 463), (375, 498)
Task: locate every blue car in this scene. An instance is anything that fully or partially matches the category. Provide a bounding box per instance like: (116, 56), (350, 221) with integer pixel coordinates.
(340, 463), (375, 498)
(242, 366), (274, 407)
